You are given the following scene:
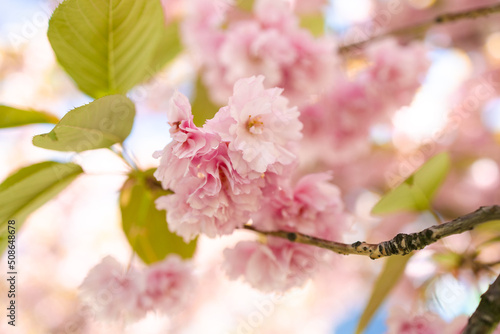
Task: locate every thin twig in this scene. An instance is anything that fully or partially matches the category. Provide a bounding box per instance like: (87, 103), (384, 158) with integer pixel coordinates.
(244, 205), (500, 260)
(338, 4), (500, 54)
(464, 273), (500, 334)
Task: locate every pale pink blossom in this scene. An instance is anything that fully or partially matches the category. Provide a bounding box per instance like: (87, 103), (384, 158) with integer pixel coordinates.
(386, 307), (447, 334)
(155, 143), (262, 241)
(160, 0), (184, 24)
(205, 76), (302, 178)
(79, 256), (146, 321)
(252, 172), (349, 240)
(140, 255), (195, 314)
(79, 256), (196, 321)
(183, 0), (337, 106)
(364, 38), (430, 111)
(290, 0), (326, 14)
(181, 0), (227, 62)
(153, 91), (219, 191)
(154, 88), (265, 242)
(223, 238), (320, 292)
(300, 38), (429, 165)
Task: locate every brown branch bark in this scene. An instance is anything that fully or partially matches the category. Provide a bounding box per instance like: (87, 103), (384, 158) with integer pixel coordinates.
(245, 206), (500, 331)
(244, 205), (500, 259)
(338, 4), (500, 55)
(464, 273), (500, 334)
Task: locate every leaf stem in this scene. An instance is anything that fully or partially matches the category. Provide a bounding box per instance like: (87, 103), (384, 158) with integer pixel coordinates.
(110, 144), (139, 171)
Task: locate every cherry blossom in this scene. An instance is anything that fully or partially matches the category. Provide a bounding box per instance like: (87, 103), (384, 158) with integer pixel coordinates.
(252, 172), (349, 240)
(205, 75), (303, 178)
(183, 0), (337, 105)
(79, 255), (195, 321)
(223, 238), (320, 292)
(140, 255), (195, 314)
(79, 256), (146, 321)
(386, 308), (447, 334)
(300, 38), (430, 165)
(155, 76), (303, 242)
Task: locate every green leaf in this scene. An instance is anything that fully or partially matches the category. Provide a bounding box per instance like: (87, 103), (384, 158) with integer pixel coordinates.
(299, 13), (325, 37)
(191, 76), (221, 127)
(33, 95), (135, 152)
(236, 0), (254, 11)
(0, 161), (83, 254)
(475, 219), (500, 233)
(146, 21), (182, 79)
(372, 153), (451, 215)
(48, 0), (165, 98)
(120, 169), (197, 264)
(356, 254), (412, 334)
(0, 106), (59, 128)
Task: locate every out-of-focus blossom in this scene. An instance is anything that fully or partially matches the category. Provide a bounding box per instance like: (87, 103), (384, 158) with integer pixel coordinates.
(252, 172), (349, 240)
(79, 256), (146, 321)
(223, 238), (320, 292)
(290, 0), (327, 14)
(140, 255), (195, 313)
(79, 255), (195, 322)
(387, 308), (500, 334)
(300, 38), (429, 165)
(386, 307), (447, 334)
(364, 39), (430, 111)
(183, 0), (337, 106)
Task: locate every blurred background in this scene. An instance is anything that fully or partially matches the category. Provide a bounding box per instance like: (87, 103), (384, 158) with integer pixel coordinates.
(1, 0), (500, 333)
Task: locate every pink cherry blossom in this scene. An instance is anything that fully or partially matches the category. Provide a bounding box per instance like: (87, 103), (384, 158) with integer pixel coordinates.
(79, 256), (146, 321)
(223, 238), (320, 292)
(300, 38), (429, 165)
(183, 0), (337, 106)
(155, 143), (262, 242)
(153, 91), (220, 191)
(205, 75), (302, 178)
(155, 85), (276, 242)
(386, 307), (447, 334)
(140, 255), (195, 314)
(364, 38), (430, 112)
(252, 172), (350, 240)
(79, 255), (196, 321)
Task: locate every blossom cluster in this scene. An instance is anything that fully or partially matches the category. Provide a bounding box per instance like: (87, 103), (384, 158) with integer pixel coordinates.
(154, 75), (302, 241)
(183, 0), (337, 106)
(79, 255), (194, 321)
(300, 38), (430, 163)
(154, 75), (350, 291)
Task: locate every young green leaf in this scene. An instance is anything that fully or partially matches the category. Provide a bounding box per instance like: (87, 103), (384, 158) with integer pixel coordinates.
(120, 169), (197, 264)
(48, 0), (165, 98)
(33, 95), (135, 152)
(372, 153), (451, 215)
(356, 254), (412, 334)
(299, 13), (325, 37)
(236, 0), (254, 11)
(0, 161), (83, 254)
(146, 21), (182, 80)
(0, 106), (59, 128)
(191, 76), (221, 127)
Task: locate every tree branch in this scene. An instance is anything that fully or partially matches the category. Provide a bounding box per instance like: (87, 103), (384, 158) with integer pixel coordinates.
(464, 273), (500, 334)
(338, 4), (500, 54)
(244, 205), (500, 260)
